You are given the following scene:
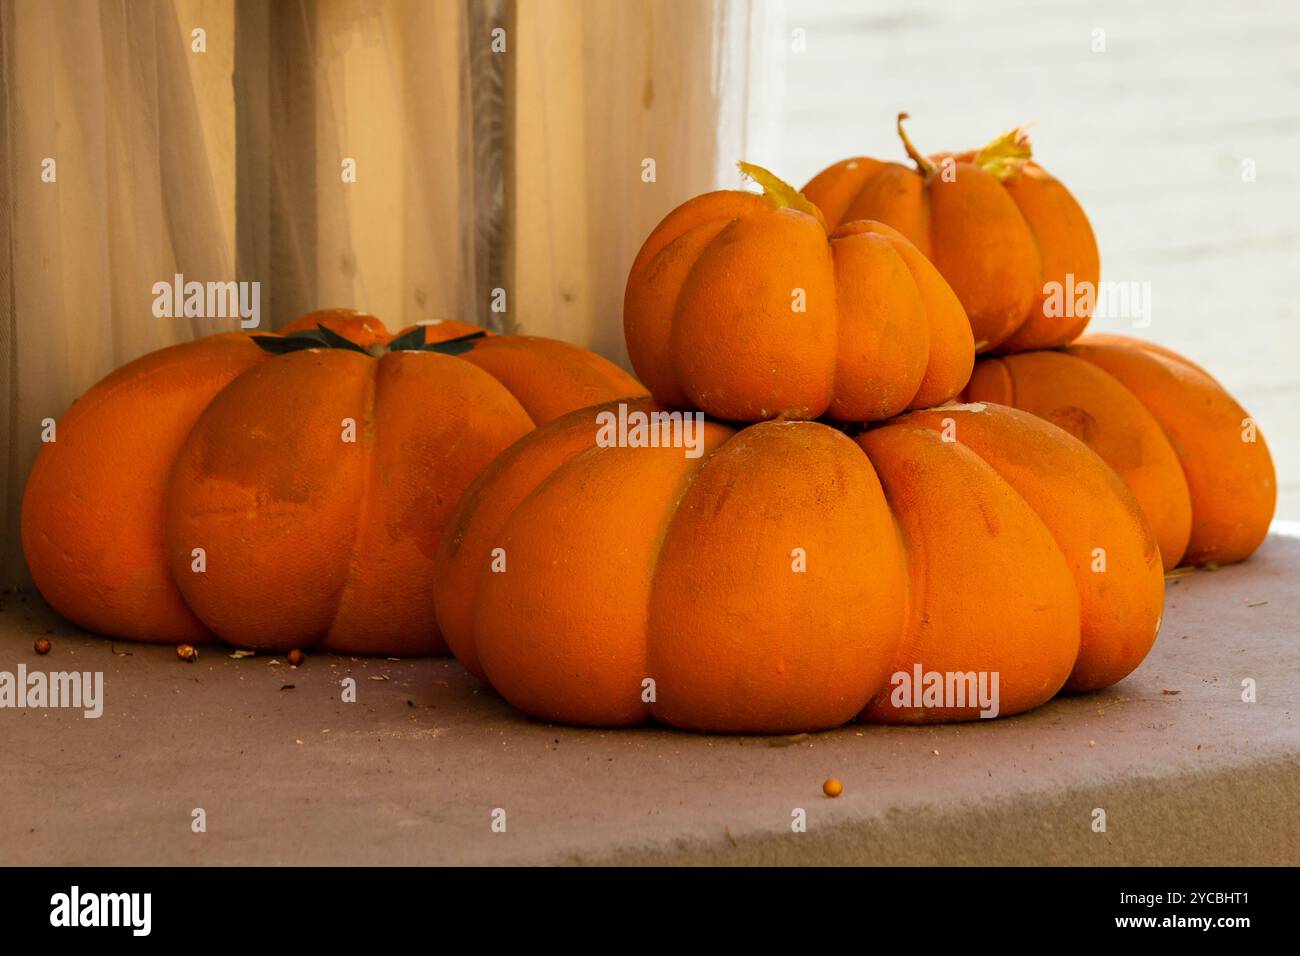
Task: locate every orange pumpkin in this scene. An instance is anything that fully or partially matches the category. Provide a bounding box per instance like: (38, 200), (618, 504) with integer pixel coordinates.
(433, 398), (1163, 733)
(623, 163), (973, 422)
(21, 310), (645, 655)
(964, 335), (1276, 568)
(802, 114), (1099, 354)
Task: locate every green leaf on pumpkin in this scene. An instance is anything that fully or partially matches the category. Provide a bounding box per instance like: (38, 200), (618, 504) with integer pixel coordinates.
(251, 324), (369, 356)
(418, 331), (487, 356)
(385, 326), (429, 351)
(250, 331), (331, 354)
(312, 323), (370, 354)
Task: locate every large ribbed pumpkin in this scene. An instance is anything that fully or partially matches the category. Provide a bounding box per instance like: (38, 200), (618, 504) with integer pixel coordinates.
(965, 334), (1276, 569)
(432, 398), (1163, 733)
(803, 115), (1098, 354)
(624, 163), (973, 422)
(21, 310), (645, 655)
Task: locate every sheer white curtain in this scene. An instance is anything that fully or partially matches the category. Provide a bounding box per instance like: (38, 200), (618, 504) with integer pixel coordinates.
(247, 0), (787, 349)
(510, 0), (786, 363)
(0, 0), (781, 585)
(1, 0), (238, 583)
(234, 0), (480, 328)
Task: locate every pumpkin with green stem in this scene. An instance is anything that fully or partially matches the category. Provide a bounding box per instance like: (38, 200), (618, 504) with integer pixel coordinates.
(624, 162), (974, 422)
(21, 311), (645, 654)
(803, 114), (1099, 353)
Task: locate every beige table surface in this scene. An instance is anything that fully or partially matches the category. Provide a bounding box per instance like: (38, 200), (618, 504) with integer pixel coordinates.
(1, 527), (1296, 866)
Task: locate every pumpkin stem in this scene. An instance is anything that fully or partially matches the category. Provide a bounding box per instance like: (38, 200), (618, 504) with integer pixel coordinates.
(896, 113), (937, 178)
(737, 161), (827, 230)
(972, 123), (1034, 181)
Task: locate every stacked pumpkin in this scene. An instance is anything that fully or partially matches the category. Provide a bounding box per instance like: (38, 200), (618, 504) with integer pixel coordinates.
(798, 114), (1275, 569)
(22, 115), (1276, 737)
(433, 117), (1275, 733)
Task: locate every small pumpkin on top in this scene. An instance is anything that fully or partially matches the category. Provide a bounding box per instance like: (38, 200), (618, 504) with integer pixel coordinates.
(803, 114), (1099, 353)
(624, 162), (974, 423)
